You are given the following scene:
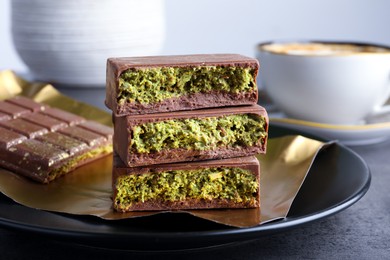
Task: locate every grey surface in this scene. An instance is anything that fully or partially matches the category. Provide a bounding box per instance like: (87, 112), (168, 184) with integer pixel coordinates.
(0, 88), (389, 259)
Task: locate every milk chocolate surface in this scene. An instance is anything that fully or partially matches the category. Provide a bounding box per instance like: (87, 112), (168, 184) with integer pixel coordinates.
(0, 97), (113, 183)
(106, 54), (259, 116)
(114, 105), (268, 167)
(112, 154), (260, 212)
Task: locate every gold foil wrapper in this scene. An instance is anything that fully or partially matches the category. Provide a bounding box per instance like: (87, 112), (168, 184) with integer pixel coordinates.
(0, 71), (332, 228)
(0, 70), (111, 126)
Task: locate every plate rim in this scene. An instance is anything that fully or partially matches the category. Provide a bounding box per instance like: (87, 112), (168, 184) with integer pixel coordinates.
(0, 125), (371, 250)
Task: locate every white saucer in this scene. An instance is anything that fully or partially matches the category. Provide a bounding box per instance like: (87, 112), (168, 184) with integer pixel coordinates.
(261, 91), (390, 146)
(270, 116), (390, 146)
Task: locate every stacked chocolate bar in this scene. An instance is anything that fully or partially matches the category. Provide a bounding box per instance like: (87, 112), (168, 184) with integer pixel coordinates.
(105, 54), (269, 212)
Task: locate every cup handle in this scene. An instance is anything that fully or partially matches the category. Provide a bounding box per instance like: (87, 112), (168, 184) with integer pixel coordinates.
(365, 103), (390, 123)
(370, 103), (390, 116)
(368, 75), (390, 117)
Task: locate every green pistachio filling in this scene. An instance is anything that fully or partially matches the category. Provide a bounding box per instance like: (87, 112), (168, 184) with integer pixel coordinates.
(118, 66), (256, 104)
(130, 114), (266, 154)
(47, 144), (113, 181)
(115, 167), (258, 208)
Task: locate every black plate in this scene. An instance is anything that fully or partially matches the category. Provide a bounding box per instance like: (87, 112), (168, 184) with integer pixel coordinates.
(0, 125), (371, 252)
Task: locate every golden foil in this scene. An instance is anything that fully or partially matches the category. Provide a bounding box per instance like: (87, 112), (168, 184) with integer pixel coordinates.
(0, 70), (111, 126)
(0, 71), (331, 228)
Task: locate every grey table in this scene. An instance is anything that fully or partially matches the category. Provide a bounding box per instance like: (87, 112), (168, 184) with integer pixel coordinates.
(0, 87), (389, 259)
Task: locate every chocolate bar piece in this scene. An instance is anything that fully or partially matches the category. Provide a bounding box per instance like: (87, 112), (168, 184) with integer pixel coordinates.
(106, 54), (259, 116)
(0, 97), (113, 183)
(114, 105), (268, 167)
(112, 154), (260, 212)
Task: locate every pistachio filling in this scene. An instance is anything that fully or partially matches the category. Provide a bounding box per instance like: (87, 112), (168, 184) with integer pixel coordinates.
(47, 144), (113, 181)
(115, 167), (258, 208)
(118, 66), (256, 104)
(130, 114), (266, 154)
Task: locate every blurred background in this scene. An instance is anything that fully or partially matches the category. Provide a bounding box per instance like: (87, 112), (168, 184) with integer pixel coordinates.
(1, 0), (390, 79)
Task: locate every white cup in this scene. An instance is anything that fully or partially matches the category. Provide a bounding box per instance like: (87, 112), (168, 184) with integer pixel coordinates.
(11, 0), (166, 87)
(256, 41), (390, 125)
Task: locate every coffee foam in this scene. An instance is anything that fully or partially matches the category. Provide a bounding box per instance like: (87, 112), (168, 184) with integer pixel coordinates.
(261, 43), (390, 56)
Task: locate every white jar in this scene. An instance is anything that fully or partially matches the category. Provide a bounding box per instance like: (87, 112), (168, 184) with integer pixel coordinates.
(11, 0), (166, 87)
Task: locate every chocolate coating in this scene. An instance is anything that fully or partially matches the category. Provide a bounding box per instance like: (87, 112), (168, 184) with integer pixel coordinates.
(6, 96), (46, 112)
(0, 101), (31, 118)
(22, 113), (67, 131)
(0, 112), (10, 121)
(106, 54), (259, 116)
(114, 104), (268, 167)
(42, 107), (85, 125)
(0, 118), (48, 138)
(0, 97), (113, 183)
